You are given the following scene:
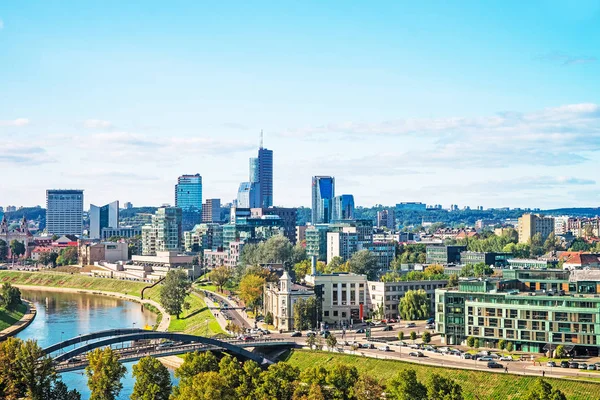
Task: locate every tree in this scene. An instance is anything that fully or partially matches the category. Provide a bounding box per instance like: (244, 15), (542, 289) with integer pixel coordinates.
(352, 375), (384, 400)
(466, 336), (475, 348)
(49, 252), (59, 268)
(347, 250), (378, 280)
(159, 270), (192, 319)
(85, 347), (126, 400)
(56, 246), (78, 266)
(427, 374), (463, 400)
(410, 331), (417, 343)
(294, 297), (317, 331)
(15, 339), (56, 400)
(256, 362), (300, 400)
(569, 238), (591, 252)
(264, 311), (274, 325)
(327, 256), (345, 273)
(424, 264), (445, 277)
(543, 232), (562, 253)
(529, 233), (544, 257)
(237, 360), (262, 400)
(218, 354), (244, 393)
(473, 338), (480, 349)
(1, 283), (22, 310)
(0, 239), (7, 261)
(9, 240), (26, 264)
(399, 289), (430, 320)
(191, 256), (200, 265)
(398, 331), (405, 341)
(326, 363), (359, 400)
(294, 259), (312, 280)
(175, 351), (219, 382)
(131, 356), (171, 400)
(209, 266), (232, 292)
(0, 337), (23, 398)
(261, 235), (294, 264)
(388, 369), (427, 400)
(326, 334), (337, 350)
(555, 345), (566, 359)
(506, 341), (514, 353)
(448, 274), (459, 287)
(498, 339), (506, 350)
(525, 379), (567, 400)
(38, 251), (52, 267)
(422, 331), (431, 344)
(48, 380), (81, 400)
(306, 334), (317, 350)
(239, 274), (266, 314)
(173, 371), (235, 400)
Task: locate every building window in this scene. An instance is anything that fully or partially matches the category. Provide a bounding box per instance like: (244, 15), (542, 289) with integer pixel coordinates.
(342, 312), (346, 318)
(324, 311), (329, 317)
(333, 311), (338, 317)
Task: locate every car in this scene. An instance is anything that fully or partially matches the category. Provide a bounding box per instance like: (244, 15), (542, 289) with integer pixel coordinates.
(594, 362), (600, 368)
(356, 328), (366, 333)
(242, 336), (254, 342)
(378, 345), (390, 352)
(560, 361), (570, 368)
(290, 331), (302, 337)
(588, 364), (597, 370)
(388, 318), (397, 323)
(426, 318), (435, 324)
(382, 326), (393, 331)
(405, 323), (417, 328)
(425, 324), (435, 329)
(546, 361), (556, 367)
(305, 331), (316, 337)
(320, 330), (331, 338)
(499, 356), (513, 361)
(478, 356), (494, 362)
(409, 351), (424, 357)
(463, 353), (472, 360)
(569, 362), (579, 369)
(156, 341), (174, 349)
(578, 363), (588, 370)
(487, 362), (504, 369)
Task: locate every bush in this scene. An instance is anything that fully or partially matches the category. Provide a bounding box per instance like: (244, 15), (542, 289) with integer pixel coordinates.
(466, 336), (475, 348)
(473, 339), (480, 349)
(555, 345), (566, 359)
(498, 339), (506, 350)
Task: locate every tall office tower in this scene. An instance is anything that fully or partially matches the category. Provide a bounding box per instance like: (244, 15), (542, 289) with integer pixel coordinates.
(258, 145), (273, 208)
(124, 202), (133, 209)
(202, 199), (221, 223)
(249, 157), (259, 183)
(311, 176), (335, 224)
(141, 206), (183, 255)
(175, 174), (202, 231)
(89, 200), (119, 239)
(518, 213), (555, 244)
(237, 182), (261, 208)
(332, 195), (355, 221)
(377, 209), (396, 230)
(46, 189), (84, 236)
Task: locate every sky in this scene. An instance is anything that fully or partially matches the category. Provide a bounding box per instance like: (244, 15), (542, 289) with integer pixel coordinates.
(1, 1), (599, 210)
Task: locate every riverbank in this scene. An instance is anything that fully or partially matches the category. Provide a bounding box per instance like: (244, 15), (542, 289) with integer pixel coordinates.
(0, 300), (36, 339)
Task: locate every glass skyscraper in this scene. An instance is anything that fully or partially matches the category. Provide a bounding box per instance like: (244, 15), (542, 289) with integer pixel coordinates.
(311, 176), (335, 224)
(175, 174), (202, 231)
(89, 200), (119, 239)
(249, 157), (259, 183)
(258, 147), (273, 208)
(332, 194), (355, 221)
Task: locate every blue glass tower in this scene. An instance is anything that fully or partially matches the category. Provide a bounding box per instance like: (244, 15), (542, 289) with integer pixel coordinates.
(332, 195), (355, 221)
(311, 176), (335, 224)
(175, 174), (202, 231)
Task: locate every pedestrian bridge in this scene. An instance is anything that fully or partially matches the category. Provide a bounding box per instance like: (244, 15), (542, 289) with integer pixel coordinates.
(43, 329), (296, 372)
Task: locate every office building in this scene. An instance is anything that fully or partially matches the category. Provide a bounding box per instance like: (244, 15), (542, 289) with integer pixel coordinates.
(89, 201), (119, 239)
(377, 209), (396, 230)
(311, 176), (335, 224)
(78, 241), (129, 265)
(141, 207), (182, 256)
(460, 251), (511, 267)
(518, 214), (555, 243)
(101, 226), (142, 240)
(222, 211), (284, 248)
(123, 202), (133, 209)
(202, 199), (221, 223)
(46, 189), (84, 236)
(251, 207), (297, 244)
(237, 182), (261, 208)
(327, 230), (358, 264)
(426, 245), (467, 264)
(366, 242), (397, 273)
(258, 145), (273, 208)
(332, 195), (355, 221)
(249, 157), (259, 183)
(175, 174), (203, 231)
(436, 269), (600, 355)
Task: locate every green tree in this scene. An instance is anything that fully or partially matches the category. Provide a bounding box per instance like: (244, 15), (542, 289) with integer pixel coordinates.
(347, 250), (378, 280)
(327, 256), (345, 273)
(15, 339), (56, 400)
(326, 334), (338, 350)
(175, 351), (219, 382)
(49, 252), (59, 268)
(264, 311), (274, 325)
(56, 246), (78, 266)
(448, 273), (459, 287)
(410, 331), (417, 343)
(352, 375), (384, 400)
(38, 251), (52, 267)
(529, 233), (544, 257)
(261, 235), (294, 264)
(399, 289), (430, 320)
(256, 362), (300, 400)
(9, 240), (26, 264)
(239, 274), (266, 314)
(0, 239), (8, 261)
(294, 297), (317, 331)
(85, 347), (127, 400)
(498, 339), (506, 350)
(131, 356), (171, 400)
(525, 379), (567, 400)
(422, 331), (431, 344)
(1, 283), (22, 310)
(0, 337), (23, 398)
(326, 363), (359, 400)
(555, 345), (566, 359)
(218, 354), (244, 392)
(427, 374), (463, 400)
(173, 371), (235, 400)
(543, 232), (562, 253)
(294, 259), (312, 279)
(569, 238), (591, 252)
(506, 341), (513, 353)
(466, 336), (475, 348)
(159, 269), (192, 319)
(306, 334), (317, 350)
(473, 338), (480, 349)
(398, 331), (405, 341)
(237, 360), (262, 400)
(48, 380), (81, 400)
(208, 265), (232, 292)
(388, 369), (427, 400)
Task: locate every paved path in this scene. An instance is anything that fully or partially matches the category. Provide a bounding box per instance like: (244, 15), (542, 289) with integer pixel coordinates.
(0, 299), (36, 340)
(194, 288), (252, 330)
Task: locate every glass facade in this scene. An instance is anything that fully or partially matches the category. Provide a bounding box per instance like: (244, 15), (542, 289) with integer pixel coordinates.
(258, 148), (273, 208)
(311, 176), (335, 224)
(175, 174), (202, 231)
(332, 194), (355, 221)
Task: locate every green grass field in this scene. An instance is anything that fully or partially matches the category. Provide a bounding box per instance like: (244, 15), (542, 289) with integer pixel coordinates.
(283, 350), (600, 400)
(0, 303), (27, 331)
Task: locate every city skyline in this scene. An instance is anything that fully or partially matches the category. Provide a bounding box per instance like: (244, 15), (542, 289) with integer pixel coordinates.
(1, 2), (599, 209)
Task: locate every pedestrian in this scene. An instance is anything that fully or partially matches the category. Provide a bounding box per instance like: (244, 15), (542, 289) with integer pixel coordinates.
(504, 366), (508, 373)
(542, 371), (545, 377)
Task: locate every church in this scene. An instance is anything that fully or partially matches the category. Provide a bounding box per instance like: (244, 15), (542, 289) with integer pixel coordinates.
(0, 216), (33, 259)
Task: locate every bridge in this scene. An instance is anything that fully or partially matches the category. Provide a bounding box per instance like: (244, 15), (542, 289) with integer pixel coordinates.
(43, 329), (296, 372)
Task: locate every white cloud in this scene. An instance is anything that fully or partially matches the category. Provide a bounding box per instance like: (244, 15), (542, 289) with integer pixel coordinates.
(84, 119), (114, 129)
(0, 118), (30, 127)
(0, 143), (54, 165)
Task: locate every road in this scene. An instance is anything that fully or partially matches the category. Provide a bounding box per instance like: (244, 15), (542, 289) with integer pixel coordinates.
(195, 289), (252, 330)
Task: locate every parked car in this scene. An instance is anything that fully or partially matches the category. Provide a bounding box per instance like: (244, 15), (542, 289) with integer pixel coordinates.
(320, 330), (331, 338)
(578, 363), (588, 370)
(388, 318), (397, 323)
(242, 336), (254, 342)
(594, 362), (600, 368)
(478, 356), (494, 362)
(569, 362), (579, 369)
(487, 362), (504, 369)
(546, 361), (556, 367)
(463, 353), (472, 360)
(378, 345), (390, 352)
(306, 331), (316, 337)
(156, 341), (174, 349)
(425, 323), (435, 329)
(560, 361), (570, 368)
(355, 328), (366, 333)
(290, 331), (302, 337)
(426, 318), (434, 324)
(588, 364), (597, 370)
(499, 356), (513, 361)
(405, 323), (417, 328)
(409, 351), (424, 357)
(382, 326), (393, 331)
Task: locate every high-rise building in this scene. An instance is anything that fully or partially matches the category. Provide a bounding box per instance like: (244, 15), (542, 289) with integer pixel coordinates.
(237, 182), (261, 208)
(124, 202), (133, 209)
(46, 189), (84, 236)
(89, 200), (119, 239)
(518, 213), (555, 244)
(175, 174), (202, 231)
(326, 230), (358, 264)
(377, 209), (396, 230)
(142, 206), (182, 255)
(258, 146), (273, 208)
(311, 176), (335, 224)
(249, 157), (259, 183)
(202, 199), (221, 223)
(251, 207), (297, 244)
(332, 195), (354, 221)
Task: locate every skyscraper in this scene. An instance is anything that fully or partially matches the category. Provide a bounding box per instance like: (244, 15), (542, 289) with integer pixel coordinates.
(89, 200), (119, 239)
(249, 157), (259, 183)
(258, 146), (273, 208)
(202, 199), (221, 223)
(46, 189), (84, 236)
(175, 174), (202, 231)
(237, 182), (261, 208)
(332, 195), (355, 221)
(142, 206), (183, 255)
(377, 209), (396, 230)
(311, 176), (335, 224)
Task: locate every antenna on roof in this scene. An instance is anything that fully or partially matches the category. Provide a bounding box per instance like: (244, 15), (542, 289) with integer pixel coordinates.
(260, 129), (264, 149)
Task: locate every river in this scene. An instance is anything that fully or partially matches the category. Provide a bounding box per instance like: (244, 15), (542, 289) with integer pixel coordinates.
(17, 289), (173, 399)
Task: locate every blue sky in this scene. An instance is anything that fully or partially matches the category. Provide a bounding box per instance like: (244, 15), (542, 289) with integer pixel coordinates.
(1, 1), (599, 210)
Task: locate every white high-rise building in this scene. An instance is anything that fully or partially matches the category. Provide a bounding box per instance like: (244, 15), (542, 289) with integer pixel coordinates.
(89, 201), (119, 239)
(46, 189), (84, 236)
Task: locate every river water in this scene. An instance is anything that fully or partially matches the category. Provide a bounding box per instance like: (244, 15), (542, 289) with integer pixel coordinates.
(17, 289), (169, 399)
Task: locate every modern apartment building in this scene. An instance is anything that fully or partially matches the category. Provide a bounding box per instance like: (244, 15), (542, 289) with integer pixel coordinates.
(141, 207), (182, 256)
(101, 226), (142, 240)
(436, 269), (600, 355)
(46, 189), (84, 236)
(332, 195), (355, 221)
(175, 174), (203, 231)
(518, 213), (555, 244)
(426, 245), (467, 265)
(377, 209), (396, 230)
(183, 223), (223, 252)
(89, 200), (119, 239)
(251, 207), (297, 244)
(366, 242), (397, 273)
(305, 224), (329, 261)
(327, 230), (358, 264)
(202, 199), (221, 223)
(311, 176), (335, 224)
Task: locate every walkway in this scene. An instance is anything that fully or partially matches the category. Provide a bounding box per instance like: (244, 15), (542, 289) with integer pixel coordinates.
(0, 300), (36, 340)
(194, 288), (252, 330)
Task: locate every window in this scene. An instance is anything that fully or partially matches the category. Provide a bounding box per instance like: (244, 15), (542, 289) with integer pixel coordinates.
(342, 312), (347, 318)
(324, 311), (329, 317)
(333, 311), (338, 317)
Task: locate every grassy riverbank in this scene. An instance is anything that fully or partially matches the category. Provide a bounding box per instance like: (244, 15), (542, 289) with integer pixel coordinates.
(0, 303), (27, 331)
(0, 271), (224, 336)
(283, 350), (600, 400)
